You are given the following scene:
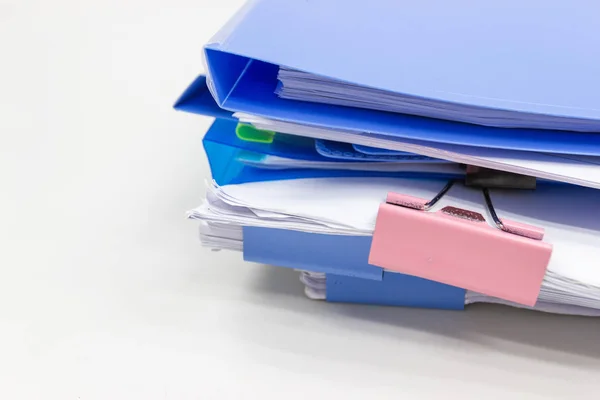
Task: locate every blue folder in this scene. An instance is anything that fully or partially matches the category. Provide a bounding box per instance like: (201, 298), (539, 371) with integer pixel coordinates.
(243, 226), (466, 310)
(177, 75), (463, 186)
(201, 0), (600, 155)
(243, 227), (382, 280)
(203, 119), (464, 186)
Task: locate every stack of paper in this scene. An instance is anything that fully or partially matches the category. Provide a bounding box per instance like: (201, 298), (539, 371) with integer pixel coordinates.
(190, 178), (600, 315)
(275, 67), (600, 132)
(174, 0), (600, 316)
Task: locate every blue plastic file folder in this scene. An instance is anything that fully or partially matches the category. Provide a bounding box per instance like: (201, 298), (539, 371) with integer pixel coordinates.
(177, 75), (463, 185)
(243, 227), (466, 310)
(202, 0), (600, 155)
(203, 119), (463, 186)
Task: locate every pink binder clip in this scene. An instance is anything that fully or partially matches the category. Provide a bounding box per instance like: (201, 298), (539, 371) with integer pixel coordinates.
(368, 181), (553, 307)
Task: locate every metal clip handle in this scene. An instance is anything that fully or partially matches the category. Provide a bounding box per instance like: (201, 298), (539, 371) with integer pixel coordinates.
(464, 165), (536, 190)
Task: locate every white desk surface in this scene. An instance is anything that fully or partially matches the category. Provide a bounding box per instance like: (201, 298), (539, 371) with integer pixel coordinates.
(1, 0), (600, 398)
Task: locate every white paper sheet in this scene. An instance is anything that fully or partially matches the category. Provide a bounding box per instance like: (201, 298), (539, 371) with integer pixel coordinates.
(277, 67), (600, 132)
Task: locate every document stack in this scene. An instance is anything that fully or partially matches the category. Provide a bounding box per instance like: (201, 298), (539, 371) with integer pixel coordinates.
(175, 0), (600, 316)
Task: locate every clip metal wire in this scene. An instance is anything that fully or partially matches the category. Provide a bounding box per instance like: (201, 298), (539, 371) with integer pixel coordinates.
(422, 180), (455, 210)
(387, 179), (541, 240)
(482, 187), (506, 232)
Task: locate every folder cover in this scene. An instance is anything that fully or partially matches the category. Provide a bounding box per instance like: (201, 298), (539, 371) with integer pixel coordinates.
(202, 0), (600, 155)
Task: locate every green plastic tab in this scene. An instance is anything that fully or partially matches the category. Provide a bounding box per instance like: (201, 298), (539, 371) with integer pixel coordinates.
(235, 123), (276, 144)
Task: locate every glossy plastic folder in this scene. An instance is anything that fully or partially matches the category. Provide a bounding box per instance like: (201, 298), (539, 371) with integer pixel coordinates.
(202, 0), (600, 152)
(185, 0), (600, 189)
(178, 76), (600, 190)
(176, 76), (464, 186)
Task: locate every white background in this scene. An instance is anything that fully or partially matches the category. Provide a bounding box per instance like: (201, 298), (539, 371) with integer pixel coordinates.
(1, 0), (600, 398)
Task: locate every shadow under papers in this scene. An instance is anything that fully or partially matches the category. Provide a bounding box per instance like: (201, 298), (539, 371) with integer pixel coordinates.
(244, 264), (600, 367)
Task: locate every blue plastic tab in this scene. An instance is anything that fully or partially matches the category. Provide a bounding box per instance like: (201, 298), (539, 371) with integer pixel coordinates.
(327, 271), (466, 310)
(315, 139), (439, 162)
(243, 227), (383, 281)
